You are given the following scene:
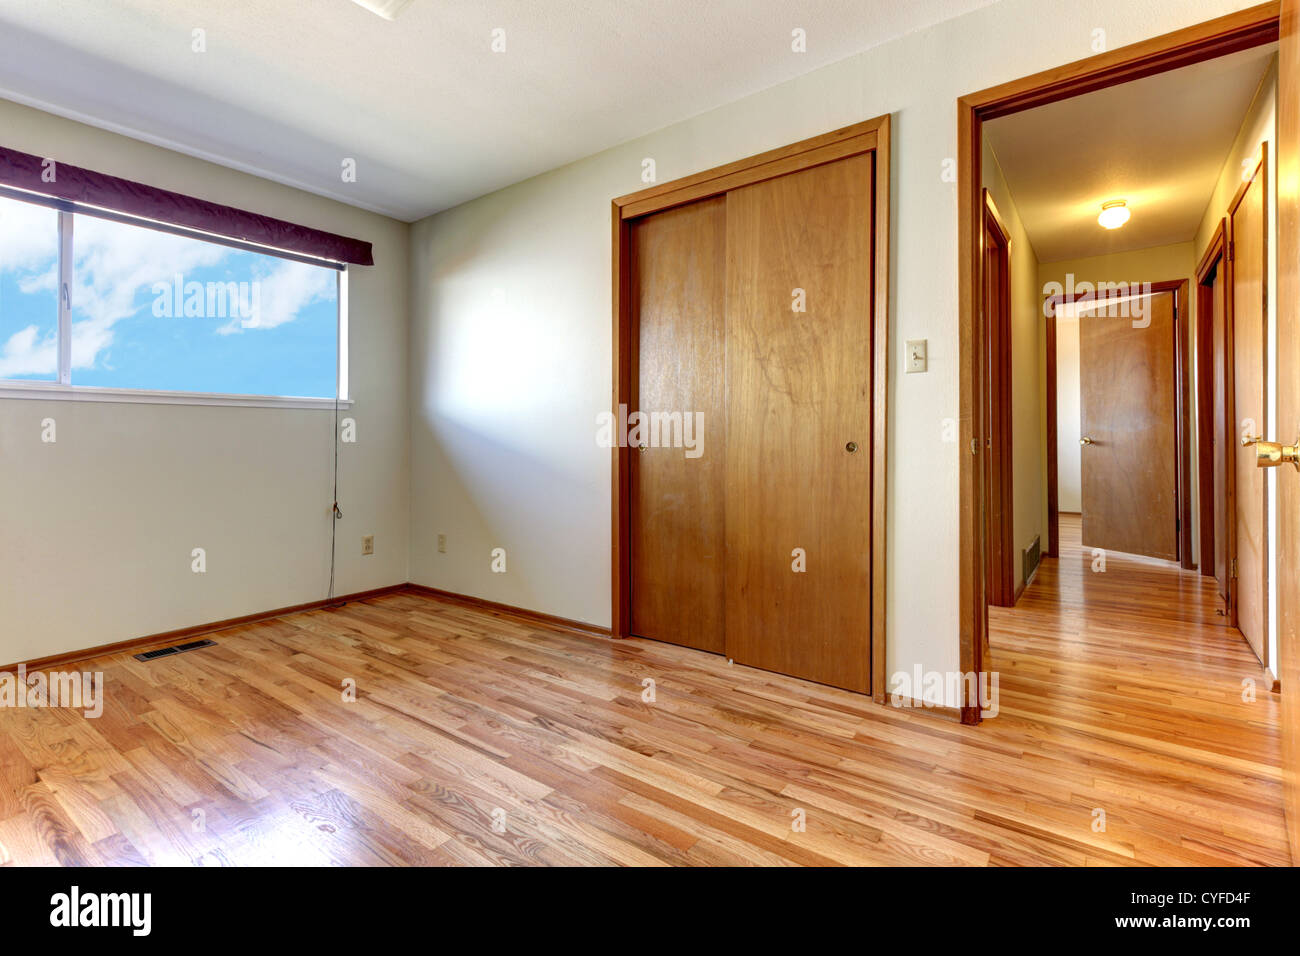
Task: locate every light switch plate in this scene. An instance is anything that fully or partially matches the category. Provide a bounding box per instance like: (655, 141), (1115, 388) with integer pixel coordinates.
(905, 339), (927, 373)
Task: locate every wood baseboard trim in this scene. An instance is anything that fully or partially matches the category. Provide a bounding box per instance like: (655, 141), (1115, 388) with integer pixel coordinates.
(1265, 667), (1282, 694)
(401, 583), (612, 639)
(1, 584), (409, 673)
(887, 695), (964, 722)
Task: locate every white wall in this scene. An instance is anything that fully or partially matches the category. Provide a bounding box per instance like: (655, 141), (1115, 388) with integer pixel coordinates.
(0, 98), (411, 664)
(408, 0), (1253, 705)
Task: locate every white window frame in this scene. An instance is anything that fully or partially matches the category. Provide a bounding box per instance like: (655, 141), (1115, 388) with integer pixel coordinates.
(0, 192), (350, 410)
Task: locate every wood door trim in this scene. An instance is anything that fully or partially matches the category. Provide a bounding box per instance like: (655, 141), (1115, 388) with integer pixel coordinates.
(982, 189), (1015, 607)
(613, 118), (886, 219)
(958, 2), (1279, 724)
(610, 117), (891, 703)
(1195, 220), (1228, 596)
(1045, 308), (1059, 558)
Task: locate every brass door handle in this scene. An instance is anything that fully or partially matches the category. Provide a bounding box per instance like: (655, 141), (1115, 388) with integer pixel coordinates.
(1242, 434), (1263, 447)
(845, 441), (859, 453)
(1079, 436), (1094, 446)
(1255, 438), (1300, 470)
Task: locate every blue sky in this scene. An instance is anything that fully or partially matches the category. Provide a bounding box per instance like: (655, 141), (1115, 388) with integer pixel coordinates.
(0, 194), (339, 398)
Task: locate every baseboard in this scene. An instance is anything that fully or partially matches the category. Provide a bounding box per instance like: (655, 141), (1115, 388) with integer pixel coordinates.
(3, 582), (611, 672)
(1, 584), (409, 672)
(402, 583), (611, 638)
(1265, 666), (1281, 694)
(887, 695), (963, 722)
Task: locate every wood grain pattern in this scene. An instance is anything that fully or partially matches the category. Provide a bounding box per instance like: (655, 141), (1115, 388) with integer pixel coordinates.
(1231, 155), (1269, 667)
(1079, 291), (1178, 560)
(1276, 0), (1300, 866)
(629, 198), (727, 653)
(723, 155), (873, 693)
(0, 520), (1287, 866)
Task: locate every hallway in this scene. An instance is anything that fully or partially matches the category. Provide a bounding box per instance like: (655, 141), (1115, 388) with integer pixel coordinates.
(988, 513), (1287, 864)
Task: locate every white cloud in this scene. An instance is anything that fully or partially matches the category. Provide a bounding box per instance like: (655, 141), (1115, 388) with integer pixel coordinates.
(0, 323), (57, 379)
(218, 258), (336, 335)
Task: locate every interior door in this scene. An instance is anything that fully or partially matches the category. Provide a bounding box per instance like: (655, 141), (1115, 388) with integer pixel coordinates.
(628, 197), (727, 653)
(1276, 0), (1299, 864)
(1231, 157), (1268, 666)
(722, 154), (873, 692)
(1079, 290), (1179, 560)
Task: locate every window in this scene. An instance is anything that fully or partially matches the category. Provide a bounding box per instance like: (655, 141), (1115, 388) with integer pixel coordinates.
(0, 191), (344, 403)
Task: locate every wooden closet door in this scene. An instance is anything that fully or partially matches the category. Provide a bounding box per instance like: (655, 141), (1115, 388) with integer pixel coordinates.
(723, 154), (873, 692)
(1232, 164), (1268, 666)
(628, 197), (727, 652)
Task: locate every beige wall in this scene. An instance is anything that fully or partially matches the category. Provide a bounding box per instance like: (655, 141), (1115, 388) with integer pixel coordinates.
(408, 0), (1257, 705)
(1193, 55), (1278, 668)
(0, 98), (411, 664)
(983, 138), (1045, 591)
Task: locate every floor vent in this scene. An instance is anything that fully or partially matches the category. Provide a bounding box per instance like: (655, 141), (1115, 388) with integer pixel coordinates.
(133, 638), (216, 662)
(1023, 535), (1042, 585)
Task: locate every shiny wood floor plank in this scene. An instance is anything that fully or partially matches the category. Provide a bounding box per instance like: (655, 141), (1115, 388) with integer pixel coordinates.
(0, 515), (1288, 866)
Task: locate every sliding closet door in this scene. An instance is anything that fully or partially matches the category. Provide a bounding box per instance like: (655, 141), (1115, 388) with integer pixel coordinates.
(628, 197), (727, 652)
(723, 154), (874, 692)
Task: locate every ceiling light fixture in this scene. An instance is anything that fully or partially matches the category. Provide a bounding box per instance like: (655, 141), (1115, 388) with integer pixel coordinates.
(350, 0), (415, 20)
(1098, 200), (1130, 230)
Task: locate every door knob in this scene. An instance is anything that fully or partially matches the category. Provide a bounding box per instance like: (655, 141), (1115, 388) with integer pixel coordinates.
(1079, 436), (1094, 446)
(845, 441), (859, 453)
(637, 443), (647, 452)
(1242, 434), (1263, 447)
(1254, 438), (1300, 470)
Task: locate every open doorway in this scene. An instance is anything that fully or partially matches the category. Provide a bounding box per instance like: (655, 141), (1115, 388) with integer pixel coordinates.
(961, 15), (1283, 720)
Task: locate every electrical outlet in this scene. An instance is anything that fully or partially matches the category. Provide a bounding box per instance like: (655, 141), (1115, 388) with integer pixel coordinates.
(361, 535), (374, 556)
(437, 533), (447, 554)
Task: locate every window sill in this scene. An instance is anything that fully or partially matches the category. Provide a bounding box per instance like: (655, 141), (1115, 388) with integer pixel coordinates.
(0, 382), (351, 410)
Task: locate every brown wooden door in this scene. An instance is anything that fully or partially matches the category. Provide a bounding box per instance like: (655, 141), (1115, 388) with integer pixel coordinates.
(1231, 158), (1269, 666)
(1078, 290), (1178, 560)
(1276, 0), (1299, 864)
(722, 154), (873, 692)
(628, 197), (727, 653)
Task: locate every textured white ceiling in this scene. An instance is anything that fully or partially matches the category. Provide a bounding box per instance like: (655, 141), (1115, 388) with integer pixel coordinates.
(0, 0), (999, 221)
(984, 44), (1276, 263)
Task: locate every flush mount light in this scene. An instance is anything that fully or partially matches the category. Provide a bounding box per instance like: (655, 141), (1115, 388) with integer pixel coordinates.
(350, 0), (415, 20)
(1098, 200), (1130, 230)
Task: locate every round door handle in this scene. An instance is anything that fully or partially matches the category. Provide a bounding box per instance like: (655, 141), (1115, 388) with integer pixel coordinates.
(1079, 436), (1094, 446)
(845, 441), (859, 453)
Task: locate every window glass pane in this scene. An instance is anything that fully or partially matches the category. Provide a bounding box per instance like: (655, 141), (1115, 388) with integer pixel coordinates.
(70, 215), (339, 397)
(0, 195), (60, 381)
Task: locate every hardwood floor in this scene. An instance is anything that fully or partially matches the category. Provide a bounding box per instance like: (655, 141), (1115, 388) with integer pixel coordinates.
(0, 516), (1288, 866)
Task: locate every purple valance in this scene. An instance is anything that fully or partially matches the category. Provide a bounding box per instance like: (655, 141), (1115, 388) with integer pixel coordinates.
(0, 145), (373, 266)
